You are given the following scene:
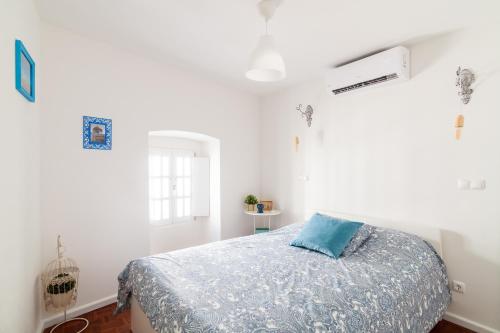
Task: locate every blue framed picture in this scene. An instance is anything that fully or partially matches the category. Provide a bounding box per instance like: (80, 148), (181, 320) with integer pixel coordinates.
(83, 116), (112, 150)
(15, 39), (35, 102)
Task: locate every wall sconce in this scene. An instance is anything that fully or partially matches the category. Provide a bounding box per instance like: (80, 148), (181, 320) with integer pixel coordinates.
(455, 114), (464, 140)
(294, 136), (300, 152)
(456, 66), (475, 104)
(296, 104), (313, 127)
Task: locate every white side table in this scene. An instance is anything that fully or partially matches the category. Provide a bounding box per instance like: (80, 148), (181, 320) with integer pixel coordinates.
(244, 210), (281, 234)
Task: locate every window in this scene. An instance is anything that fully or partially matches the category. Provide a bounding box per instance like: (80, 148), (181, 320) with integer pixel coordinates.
(149, 149), (193, 225)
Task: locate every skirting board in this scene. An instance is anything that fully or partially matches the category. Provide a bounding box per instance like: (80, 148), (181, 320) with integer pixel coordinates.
(445, 311), (500, 333)
(40, 294), (117, 331)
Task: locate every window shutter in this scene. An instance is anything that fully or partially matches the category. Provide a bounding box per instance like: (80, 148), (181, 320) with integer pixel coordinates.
(192, 157), (210, 217)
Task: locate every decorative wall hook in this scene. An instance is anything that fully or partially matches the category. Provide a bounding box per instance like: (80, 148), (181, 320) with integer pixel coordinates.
(296, 104), (313, 127)
(456, 66), (475, 104)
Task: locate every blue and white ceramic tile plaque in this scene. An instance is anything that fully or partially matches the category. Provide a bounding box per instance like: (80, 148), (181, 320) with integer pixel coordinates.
(82, 116), (112, 150)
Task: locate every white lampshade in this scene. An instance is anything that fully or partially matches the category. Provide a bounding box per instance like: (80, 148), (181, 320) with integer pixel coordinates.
(246, 35), (286, 82)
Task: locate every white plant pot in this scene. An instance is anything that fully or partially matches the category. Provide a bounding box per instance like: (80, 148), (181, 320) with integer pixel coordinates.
(51, 290), (74, 308)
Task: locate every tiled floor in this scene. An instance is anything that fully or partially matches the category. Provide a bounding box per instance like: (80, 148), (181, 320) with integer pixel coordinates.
(45, 303), (475, 333)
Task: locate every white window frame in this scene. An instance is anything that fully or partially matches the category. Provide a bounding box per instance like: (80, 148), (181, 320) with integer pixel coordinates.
(149, 148), (194, 225)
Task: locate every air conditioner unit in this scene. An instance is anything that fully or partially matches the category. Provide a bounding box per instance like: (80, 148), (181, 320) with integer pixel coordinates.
(325, 46), (410, 96)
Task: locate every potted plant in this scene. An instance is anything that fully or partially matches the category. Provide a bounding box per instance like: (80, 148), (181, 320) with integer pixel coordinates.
(47, 273), (76, 308)
(244, 194), (259, 212)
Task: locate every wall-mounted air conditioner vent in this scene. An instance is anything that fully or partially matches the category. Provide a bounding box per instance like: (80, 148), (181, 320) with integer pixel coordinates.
(326, 46), (410, 96)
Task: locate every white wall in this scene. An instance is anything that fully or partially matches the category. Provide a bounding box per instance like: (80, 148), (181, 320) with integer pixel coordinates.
(260, 25), (500, 331)
(0, 0), (41, 332)
(40, 23), (260, 316)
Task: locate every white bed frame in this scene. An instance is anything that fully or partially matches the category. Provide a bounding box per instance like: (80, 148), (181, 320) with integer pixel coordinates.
(131, 296), (156, 333)
(309, 210), (443, 257)
(131, 210), (444, 332)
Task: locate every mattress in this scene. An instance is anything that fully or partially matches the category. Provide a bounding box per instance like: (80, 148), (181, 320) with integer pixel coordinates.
(116, 223), (451, 332)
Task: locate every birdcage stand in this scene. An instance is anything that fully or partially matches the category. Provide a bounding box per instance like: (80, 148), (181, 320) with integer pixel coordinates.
(43, 235), (90, 333)
(49, 310), (89, 333)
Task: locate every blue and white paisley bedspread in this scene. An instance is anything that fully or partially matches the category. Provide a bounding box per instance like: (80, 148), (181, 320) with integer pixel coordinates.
(116, 223), (451, 332)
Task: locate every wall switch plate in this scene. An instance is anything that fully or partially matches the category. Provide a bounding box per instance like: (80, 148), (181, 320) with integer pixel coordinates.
(457, 179), (471, 190)
(470, 179), (486, 190)
(452, 280), (466, 294)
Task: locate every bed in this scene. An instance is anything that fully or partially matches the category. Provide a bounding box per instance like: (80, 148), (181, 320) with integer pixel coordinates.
(116, 212), (451, 332)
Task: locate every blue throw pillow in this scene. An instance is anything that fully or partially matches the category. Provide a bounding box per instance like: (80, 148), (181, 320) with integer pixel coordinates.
(290, 213), (363, 258)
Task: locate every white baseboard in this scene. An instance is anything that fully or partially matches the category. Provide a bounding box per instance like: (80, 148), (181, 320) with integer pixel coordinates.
(445, 311), (500, 333)
(40, 294), (117, 331)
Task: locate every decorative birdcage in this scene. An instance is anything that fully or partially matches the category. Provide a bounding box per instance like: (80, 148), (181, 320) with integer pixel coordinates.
(42, 235), (89, 332)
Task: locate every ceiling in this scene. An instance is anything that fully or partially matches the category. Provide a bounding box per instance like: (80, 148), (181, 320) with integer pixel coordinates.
(36, 0), (499, 95)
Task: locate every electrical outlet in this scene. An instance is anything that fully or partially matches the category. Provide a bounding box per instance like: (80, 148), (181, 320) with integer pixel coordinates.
(452, 280), (466, 294)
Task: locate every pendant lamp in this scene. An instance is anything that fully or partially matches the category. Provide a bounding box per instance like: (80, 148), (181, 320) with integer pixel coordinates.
(246, 0), (286, 82)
